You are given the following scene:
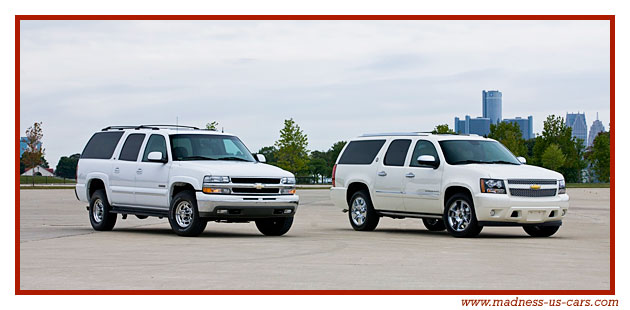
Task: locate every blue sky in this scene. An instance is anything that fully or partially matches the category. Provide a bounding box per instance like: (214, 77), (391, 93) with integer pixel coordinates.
(19, 20), (610, 168)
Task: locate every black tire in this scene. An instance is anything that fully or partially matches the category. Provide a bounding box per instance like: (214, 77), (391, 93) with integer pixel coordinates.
(168, 191), (207, 237)
(89, 189), (117, 231)
(255, 217), (294, 236)
(443, 193), (483, 238)
(135, 215), (148, 219)
(523, 225), (560, 237)
(348, 190), (380, 231)
(422, 218), (446, 231)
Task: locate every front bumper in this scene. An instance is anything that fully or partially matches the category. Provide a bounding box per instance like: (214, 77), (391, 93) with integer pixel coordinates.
(474, 193), (569, 225)
(196, 192), (299, 219)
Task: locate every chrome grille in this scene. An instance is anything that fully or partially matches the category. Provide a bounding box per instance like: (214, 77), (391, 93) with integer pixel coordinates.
(510, 188), (557, 197)
(231, 177), (280, 184)
(231, 188), (280, 194)
(507, 179), (557, 185)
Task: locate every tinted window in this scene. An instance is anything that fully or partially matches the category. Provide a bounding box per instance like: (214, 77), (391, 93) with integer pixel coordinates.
(384, 139), (411, 166)
(81, 132), (124, 159)
(338, 140), (386, 165)
(118, 134), (145, 161)
(410, 140), (440, 167)
(142, 135), (168, 162)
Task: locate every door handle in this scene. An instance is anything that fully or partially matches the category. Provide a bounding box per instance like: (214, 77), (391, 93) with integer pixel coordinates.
(114, 167), (120, 174)
(136, 168), (143, 175)
(377, 171), (387, 177)
(405, 172), (415, 178)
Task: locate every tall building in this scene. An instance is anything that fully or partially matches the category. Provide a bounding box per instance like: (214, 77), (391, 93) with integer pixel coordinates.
(503, 116), (534, 140)
(454, 115), (491, 136)
(587, 113), (606, 147)
(482, 90), (502, 125)
(566, 112), (588, 147)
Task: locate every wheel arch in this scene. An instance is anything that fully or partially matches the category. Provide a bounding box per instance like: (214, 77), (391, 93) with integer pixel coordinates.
(169, 182), (197, 205)
(442, 184), (474, 211)
(346, 181), (370, 205)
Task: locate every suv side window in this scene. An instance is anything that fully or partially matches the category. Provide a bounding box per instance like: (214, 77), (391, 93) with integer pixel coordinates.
(384, 139), (411, 166)
(81, 131), (124, 159)
(142, 134), (168, 162)
(118, 134), (146, 161)
(410, 140), (440, 167)
(338, 140), (386, 165)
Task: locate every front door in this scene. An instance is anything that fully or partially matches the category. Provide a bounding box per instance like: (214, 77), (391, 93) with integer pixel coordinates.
(403, 140), (443, 215)
(372, 139), (411, 212)
(134, 134), (171, 209)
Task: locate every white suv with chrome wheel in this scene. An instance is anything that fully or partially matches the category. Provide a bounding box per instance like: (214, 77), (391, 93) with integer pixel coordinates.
(76, 125), (298, 237)
(330, 133), (569, 238)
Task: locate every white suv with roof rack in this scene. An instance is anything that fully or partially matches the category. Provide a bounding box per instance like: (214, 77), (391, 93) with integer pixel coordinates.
(75, 125), (298, 237)
(330, 132), (569, 237)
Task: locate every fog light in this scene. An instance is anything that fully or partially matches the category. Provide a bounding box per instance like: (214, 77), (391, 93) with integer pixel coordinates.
(284, 209), (292, 214)
(490, 210), (496, 216)
(217, 209), (228, 214)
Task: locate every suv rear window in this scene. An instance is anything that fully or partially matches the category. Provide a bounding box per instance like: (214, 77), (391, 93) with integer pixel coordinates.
(338, 140), (385, 165)
(81, 132), (124, 159)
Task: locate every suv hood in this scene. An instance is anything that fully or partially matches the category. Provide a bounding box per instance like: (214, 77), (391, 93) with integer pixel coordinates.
(176, 161), (294, 178)
(458, 164), (564, 180)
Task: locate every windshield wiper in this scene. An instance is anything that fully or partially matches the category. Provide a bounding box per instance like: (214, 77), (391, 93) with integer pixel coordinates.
(450, 160), (489, 165)
(216, 156), (252, 162)
(486, 160), (520, 165)
(180, 156), (218, 161)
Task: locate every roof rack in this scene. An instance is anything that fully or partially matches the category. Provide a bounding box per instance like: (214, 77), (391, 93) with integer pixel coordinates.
(360, 132), (429, 137)
(102, 124), (204, 131)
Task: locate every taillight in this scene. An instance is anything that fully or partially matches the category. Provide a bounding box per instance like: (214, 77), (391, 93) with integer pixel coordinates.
(332, 164), (337, 187)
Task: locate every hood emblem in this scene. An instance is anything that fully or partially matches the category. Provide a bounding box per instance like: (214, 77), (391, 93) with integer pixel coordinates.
(530, 184), (541, 190)
(255, 183), (264, 190)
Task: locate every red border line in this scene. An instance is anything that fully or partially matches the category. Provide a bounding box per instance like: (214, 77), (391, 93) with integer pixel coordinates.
(15, 15), (615, 296)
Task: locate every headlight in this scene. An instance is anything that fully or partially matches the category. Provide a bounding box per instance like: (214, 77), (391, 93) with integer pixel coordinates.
(280, 188), (296, 195)
(558, 179), (566, 194)
(480, 178), (506, 194)
(203, 175), (230, 183)
(281, 177), (296, 184)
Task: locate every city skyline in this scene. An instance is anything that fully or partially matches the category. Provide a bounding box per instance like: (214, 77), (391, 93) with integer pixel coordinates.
(19, 20), (610, 168)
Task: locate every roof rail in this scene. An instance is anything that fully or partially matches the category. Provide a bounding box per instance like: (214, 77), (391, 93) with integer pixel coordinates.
(360, 132), (429, 137)
(102, 124), (203, 131)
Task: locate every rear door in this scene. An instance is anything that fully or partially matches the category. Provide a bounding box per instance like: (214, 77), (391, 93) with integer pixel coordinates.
(372, 139), (412, 211)
(109, 133), (145, 205)
(403, 139), (443, 215)
(134, 134), (171, 209)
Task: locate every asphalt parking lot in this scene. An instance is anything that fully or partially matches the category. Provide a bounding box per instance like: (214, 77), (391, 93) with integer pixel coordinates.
(19, 188), (610, 290)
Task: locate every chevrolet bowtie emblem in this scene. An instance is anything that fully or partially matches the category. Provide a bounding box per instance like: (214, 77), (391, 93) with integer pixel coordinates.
(255, 183), (264, 190)
(530, 184), (541, 190)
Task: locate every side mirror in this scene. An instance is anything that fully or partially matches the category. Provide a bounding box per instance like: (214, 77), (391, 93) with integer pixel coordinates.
(147, 151), (166, 163)
(417, 155), (439, 168)
(517, 156), (527, 164)
(256, 154), (266, 163)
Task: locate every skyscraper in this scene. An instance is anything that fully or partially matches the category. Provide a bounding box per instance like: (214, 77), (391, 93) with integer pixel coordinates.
(454, 115), (491, 136)
(482, 90), (502, 125)
(587, 113), (606, 147)
(503, 116), (534, 140)
(566, 112), (588, 147)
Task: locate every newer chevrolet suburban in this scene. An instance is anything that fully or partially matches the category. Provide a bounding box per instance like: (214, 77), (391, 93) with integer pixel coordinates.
(75, 125), (298, 237)
(330, 133), (569, 237)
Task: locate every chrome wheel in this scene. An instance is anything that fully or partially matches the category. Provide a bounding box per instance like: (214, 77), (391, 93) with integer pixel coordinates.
(351, 197), (368, 226)
(447, 200), (472, 232)
(175, 201), (193, 228)
(92, 198), (104, 223)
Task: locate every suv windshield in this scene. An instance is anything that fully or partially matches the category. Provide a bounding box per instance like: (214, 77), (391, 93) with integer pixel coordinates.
(438, 140), (521, 165)
(170, 134), (255, 162)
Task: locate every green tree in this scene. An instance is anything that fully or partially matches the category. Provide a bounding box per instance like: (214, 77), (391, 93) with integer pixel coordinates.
(206, 121), (219, 131)
(22, 122), (45, 186)
(432, 124), (456, 134)
(488, 121), (527, 157)
(586, 132), (610, 182)
(274, 118), (309, 175)
(532, 115), (586, 182)
(257, 146), (278, 165)
(308, 151), (329, 183)
(55, 153), (80, 179)
(327, 141), (347, 166)
(541, 144), (566, 171)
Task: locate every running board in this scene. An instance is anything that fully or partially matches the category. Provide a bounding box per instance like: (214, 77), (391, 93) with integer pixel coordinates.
(377, 210), (442, 219)
(110, 206), (169, 218)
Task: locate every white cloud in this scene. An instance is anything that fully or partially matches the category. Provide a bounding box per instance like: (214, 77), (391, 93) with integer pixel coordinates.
(19, 20), (610, 168)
